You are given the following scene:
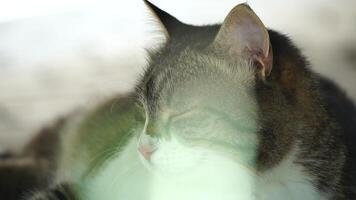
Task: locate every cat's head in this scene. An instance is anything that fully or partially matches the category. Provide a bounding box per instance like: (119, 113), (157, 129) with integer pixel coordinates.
(136, 1), (273, 179)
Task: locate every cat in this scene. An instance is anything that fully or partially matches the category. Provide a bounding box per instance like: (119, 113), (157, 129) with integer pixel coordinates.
(0, 0), (355, 199)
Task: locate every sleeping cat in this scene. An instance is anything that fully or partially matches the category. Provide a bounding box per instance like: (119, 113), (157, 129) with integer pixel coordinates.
(1, 1), (355, 199)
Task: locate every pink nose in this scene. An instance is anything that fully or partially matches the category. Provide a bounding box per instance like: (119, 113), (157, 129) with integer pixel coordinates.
(138, 145), (156, 161)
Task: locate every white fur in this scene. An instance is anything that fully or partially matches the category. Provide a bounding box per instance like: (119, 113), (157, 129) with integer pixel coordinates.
(256, 146), (327, 200)
(83, 136), (255, 200)
(81, 137), (327, 200)
(82, 138), (151, 200)
(148, 137), (256, 200)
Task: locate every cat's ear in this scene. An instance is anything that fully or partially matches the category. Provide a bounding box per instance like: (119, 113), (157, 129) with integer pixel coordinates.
(144, 0), (185, 38)
(212, 4), (273, 80)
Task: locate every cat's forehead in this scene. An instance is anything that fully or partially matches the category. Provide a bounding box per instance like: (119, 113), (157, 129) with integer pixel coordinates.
(141, 49), (257, 117)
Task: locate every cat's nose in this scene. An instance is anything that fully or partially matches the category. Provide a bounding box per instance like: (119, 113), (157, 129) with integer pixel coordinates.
(138, 144), (156, 161)
(138, 134), (157, 161)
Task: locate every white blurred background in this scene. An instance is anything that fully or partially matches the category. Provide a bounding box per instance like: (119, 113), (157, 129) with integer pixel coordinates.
(0, 0), (356, 151)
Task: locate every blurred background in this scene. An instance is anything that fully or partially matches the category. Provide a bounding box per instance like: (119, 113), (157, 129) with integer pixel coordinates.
(0, 0), (355, 152)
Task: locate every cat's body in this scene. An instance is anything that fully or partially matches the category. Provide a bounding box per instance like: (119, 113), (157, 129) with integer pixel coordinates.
(0, 1), (355, 200)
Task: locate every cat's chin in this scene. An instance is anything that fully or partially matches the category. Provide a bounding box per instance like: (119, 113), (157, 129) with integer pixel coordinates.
(146, 142), (247, 185)
(137, 151), (156, 172)
(149, 150), (256, 200)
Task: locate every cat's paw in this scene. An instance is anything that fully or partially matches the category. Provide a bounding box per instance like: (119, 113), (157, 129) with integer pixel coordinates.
(27, 184), (75, 200)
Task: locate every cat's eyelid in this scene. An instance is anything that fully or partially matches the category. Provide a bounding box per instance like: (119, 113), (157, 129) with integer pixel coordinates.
(169, 106), (255, 133)
(168, 107), (198, 121)
(167, 106), (215, 125)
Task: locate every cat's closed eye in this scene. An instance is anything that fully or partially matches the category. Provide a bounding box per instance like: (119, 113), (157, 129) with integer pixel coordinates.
(168, 107), (255, 139)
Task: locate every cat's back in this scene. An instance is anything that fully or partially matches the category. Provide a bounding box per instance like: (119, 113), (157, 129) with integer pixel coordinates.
(318, 77), (356, 198)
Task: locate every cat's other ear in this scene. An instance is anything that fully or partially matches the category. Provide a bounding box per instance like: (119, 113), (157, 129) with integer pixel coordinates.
(212, 4), (273, 80)
(143, 0), (185, 38)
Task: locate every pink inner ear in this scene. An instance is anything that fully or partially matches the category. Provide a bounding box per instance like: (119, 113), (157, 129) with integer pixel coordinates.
(237, 18), (269, 55)
(212, 4), (273, 79)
